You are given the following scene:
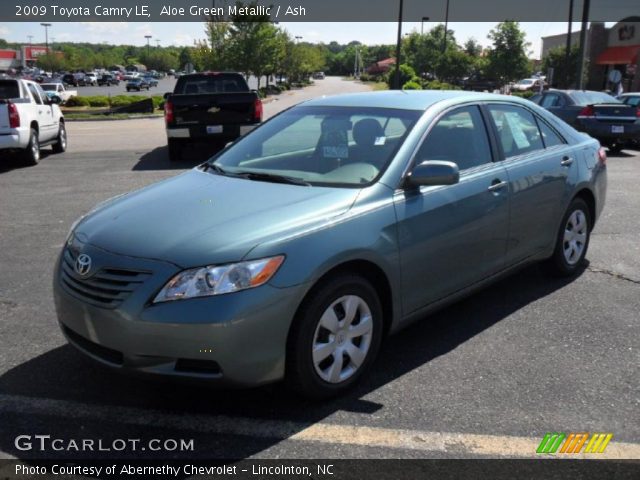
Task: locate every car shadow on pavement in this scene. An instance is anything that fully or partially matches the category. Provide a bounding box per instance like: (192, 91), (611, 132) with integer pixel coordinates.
(0, 151), (53, 174)
(133, 144), (224, 171)
(0, 261), (587, 462)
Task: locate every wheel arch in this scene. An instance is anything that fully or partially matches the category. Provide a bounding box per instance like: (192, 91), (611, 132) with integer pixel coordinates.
(573, 188), (596, 231)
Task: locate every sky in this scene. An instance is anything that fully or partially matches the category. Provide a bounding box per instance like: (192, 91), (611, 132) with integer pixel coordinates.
(0, 22), (610, 59)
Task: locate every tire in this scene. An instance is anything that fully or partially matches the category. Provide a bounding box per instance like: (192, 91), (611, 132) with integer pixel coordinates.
(608, 143), (623, 154)
(285, 274), (383, 399)
(545, 197), (591, 276)
(168, 139), (182, 162)
(23, 128), (40, 166)
(51, 123), (67, 153)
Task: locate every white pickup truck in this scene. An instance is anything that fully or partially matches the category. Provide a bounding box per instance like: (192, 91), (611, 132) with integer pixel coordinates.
(41, 82), (77, 104)
(0, 78), (67, 165)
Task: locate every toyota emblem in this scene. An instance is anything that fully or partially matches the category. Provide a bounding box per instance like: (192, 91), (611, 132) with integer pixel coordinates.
(75, 254), (92, 276)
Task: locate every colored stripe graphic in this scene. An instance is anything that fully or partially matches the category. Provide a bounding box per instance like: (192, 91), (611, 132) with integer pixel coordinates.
(538, 433), (614, 454)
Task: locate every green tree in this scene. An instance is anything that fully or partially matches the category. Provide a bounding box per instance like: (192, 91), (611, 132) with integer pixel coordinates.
(486, 21), (531, 83)
(463, 38), (483, 57)
(542, 45), (581, 88)
(436, 49), (473, 83)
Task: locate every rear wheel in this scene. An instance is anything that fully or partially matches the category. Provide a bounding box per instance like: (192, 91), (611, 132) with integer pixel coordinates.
(52, 123), (67, 153)
(23, 129), (40, 166)
(168, 139), (182, 162)
(545, 197), (591, 276)
(285, 274), (383, 399)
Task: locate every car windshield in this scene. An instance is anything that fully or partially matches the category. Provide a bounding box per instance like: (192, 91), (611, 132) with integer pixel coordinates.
(519, 79), (533, 85)
(209, 106), (421, 187)
(176, 74), (249, 94)
(622, 95), (640, 107)
(570, 91), (620, 105)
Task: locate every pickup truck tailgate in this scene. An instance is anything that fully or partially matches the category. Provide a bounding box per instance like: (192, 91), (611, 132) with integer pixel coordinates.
(172, 92), (257, 126)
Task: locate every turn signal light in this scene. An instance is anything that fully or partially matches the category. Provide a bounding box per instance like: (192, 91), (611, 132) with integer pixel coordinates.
(8, 102), (20, 128)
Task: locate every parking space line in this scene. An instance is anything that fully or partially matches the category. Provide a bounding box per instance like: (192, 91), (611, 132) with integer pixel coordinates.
(1, 394), (639, 458)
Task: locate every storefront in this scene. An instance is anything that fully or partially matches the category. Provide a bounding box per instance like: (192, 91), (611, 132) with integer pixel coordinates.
(595, 19), (640, 92)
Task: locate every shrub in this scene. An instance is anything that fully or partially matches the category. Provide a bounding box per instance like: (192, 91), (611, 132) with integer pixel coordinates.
(87, 96), (109, 107)
(402, 80), (422, 90)
(422, 80), (461, 90)
(65, 96), (90, 107)
(386, 64), (416, 89)
(511, 90), (536, 99)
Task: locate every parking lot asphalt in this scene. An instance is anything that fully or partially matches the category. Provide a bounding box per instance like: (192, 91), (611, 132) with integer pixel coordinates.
(0, 77), (638, 460)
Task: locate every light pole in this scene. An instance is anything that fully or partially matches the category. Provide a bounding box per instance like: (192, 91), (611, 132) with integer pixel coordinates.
(295, 35), (303, 43)
(27, 35), (33, 46)
(564, 0), (574, 88)
(40, 23), (51, 52)
(156, 39), (161, 48)
(576, 0), (590, 89)
(394, 0), (403, 90)
(442, 0), (450, 53)
(421, 16), (430, 35)
(144, 35), (152, 57)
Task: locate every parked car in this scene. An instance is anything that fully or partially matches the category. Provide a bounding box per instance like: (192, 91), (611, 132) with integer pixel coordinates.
(0, 78), (67, 165)
(513, 78), (545, 92)
(55, 91), (606, 398)
(163, 72), (262, 161)
(618, 92), (640, 107)
(98, 74), (119, 86)
(41, 82), (77, 103)
(462, 74), (500, 92)
(530, 89), (640, 153)
(142, 76), (158, 87)
(62, 74), (80, 87)
(126, 78), (150, 92)
(313, 71), (326, 79)
(84, 73), (98, 86)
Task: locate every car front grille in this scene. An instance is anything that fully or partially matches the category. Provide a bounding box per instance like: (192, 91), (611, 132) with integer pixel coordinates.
(60, 247), (151, 309)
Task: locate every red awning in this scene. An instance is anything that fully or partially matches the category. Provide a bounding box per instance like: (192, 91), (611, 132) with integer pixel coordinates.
(596, 45), (640, 65)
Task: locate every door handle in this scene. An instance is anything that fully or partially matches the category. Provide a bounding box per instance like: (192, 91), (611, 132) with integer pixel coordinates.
(488, 180), (508, 192)
(561, 156), (574, 166)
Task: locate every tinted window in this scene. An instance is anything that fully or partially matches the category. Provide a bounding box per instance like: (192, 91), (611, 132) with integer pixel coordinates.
(0, 80), (20, 99)
(27, 83), (42, 105)
(488, 104), (544, 158)
(416, 106), (492, 171)
(536, 118), (565, 148)
(570, 91), (620, 105)
(529, 94), (542, 104)
(176, 74), (249, 94)
(540, 93), (564, 108)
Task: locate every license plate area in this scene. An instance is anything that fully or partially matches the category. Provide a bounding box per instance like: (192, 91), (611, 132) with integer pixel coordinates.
(611, 125), (624, 133)
(206, 125), (223, 134)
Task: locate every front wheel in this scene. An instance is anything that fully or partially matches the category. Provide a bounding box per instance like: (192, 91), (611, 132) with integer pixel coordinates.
(545, 197), (591, 276)
(285, 274), (383, 399)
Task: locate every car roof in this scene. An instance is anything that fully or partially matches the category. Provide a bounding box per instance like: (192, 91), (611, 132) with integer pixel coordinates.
(302, 90), (518, 111)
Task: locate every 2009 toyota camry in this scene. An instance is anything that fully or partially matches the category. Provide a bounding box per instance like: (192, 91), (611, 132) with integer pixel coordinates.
(54, 91), (607, 398)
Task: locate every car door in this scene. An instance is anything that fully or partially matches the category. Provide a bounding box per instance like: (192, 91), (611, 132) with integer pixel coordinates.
(26, 82), (55, 141)
(485, 103), (577, 265)
(394, 104), (510, 314)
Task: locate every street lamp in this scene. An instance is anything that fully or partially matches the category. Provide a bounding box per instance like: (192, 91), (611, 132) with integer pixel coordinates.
(27, 35), (33, 46)
(442, 0), (450, 53)
(144, 35), (152, 56)
(393, 0), (403, 90)
(40, 23), (51, 52)
(295, 35), (303, 43)
(156, 39), (161, 48)
(421, 16), (430, 35)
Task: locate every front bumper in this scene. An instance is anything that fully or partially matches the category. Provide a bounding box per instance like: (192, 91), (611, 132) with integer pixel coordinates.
(53, 241), (306, 387)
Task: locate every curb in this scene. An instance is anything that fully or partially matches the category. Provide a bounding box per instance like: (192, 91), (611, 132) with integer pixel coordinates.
(64, 114), (163, 122)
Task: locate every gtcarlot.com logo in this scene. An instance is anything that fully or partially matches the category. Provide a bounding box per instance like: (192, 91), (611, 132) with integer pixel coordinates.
(15, 435), (195, 452)
(536, 432), (613, 454)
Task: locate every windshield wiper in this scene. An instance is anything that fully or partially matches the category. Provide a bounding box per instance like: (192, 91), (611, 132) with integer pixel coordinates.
(234, 171), (311, 186)
(201, 163), (236, 176)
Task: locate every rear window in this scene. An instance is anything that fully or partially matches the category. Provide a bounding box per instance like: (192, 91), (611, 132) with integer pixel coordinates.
(175, 74), (249, 94)
(0, 80), (20, 100)
(570, 91), (620, 105)
(41, 84), (57, 91)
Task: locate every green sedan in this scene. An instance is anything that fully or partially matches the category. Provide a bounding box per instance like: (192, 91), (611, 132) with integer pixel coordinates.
(54, 91), (607, 398)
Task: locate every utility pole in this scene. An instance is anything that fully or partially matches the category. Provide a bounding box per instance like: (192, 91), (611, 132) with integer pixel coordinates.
(40, 23), (51, 52)
(442, 0), (450, 53)
(575, 0), (590, 89)
(421, 16), (430, 35)
(564, 0), (574, 88)
(394, 0), (403, 90)
(156, 39), (161, 48)
(144, 35), (152, 56)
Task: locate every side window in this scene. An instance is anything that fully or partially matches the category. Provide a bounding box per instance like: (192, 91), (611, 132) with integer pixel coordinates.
(536, 118), (565, 148)
(416, 105), (492, 171)
(27, 84), (42, 105)
(488, 104), (545, 158)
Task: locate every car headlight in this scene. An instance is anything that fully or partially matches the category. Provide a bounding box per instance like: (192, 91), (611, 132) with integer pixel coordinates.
(153, 255), (285, 303)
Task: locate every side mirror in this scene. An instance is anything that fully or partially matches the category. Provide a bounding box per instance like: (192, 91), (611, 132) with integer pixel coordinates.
(405, 160), (459, 187)
(163, 92), (171, 100)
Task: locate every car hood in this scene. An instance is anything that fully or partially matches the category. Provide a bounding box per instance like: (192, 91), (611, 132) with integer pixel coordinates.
(75, 169), (360, 267)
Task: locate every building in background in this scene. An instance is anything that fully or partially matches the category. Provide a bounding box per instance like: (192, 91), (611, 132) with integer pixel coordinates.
(0, 45), (50, 71)
(542, 17), (640, 92)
